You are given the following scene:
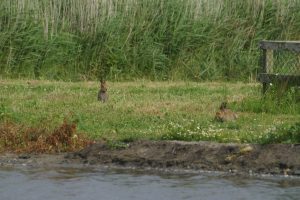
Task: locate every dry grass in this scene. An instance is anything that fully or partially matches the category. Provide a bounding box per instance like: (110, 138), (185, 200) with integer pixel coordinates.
(0, 119), (93, 153)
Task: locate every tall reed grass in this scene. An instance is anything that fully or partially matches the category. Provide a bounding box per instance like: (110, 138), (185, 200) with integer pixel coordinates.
(0, 0), (299, 81)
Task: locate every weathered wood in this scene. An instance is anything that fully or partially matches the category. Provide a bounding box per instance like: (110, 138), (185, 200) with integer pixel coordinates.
(261, 49), (267, 73)
(258, 40), (300, 93)
(266, 49), (273, 73)
(260, 48), (268, 93)
(260, 40), (300, 52)
(298, 54), (300, 73)
(258, 73), (300, 86)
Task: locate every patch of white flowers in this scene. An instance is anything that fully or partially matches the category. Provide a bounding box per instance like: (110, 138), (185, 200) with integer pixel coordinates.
(264, 126), (276, 134)
(164, 120), (226, 140)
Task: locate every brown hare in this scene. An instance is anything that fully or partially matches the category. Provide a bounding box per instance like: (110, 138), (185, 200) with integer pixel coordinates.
(98, 80), (108, 103)
(215, 102), (238, 122)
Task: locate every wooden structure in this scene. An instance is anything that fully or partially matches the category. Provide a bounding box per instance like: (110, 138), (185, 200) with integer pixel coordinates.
(258, 40), (300, 93)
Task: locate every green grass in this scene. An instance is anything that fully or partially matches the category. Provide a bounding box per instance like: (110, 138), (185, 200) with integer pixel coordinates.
(0, 79), (299, 144)
(0, 0), (300, 81)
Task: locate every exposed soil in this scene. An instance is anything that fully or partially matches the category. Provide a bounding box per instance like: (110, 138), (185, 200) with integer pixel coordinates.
(1, 140), (300, 176)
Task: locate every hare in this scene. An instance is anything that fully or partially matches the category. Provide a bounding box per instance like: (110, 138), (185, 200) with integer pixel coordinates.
(98, 80), (108, 103)
(215, 102), (238, 122)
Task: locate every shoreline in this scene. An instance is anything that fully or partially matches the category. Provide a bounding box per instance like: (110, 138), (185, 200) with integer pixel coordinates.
(1, 140), (300, 176)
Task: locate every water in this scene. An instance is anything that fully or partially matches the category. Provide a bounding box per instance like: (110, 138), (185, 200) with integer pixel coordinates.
(0, 166), (299, 200)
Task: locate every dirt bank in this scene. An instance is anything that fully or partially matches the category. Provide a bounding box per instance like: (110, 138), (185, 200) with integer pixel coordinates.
(1, 141), (300, 176)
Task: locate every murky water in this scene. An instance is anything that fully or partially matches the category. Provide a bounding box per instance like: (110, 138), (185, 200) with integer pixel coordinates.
(0, 166), (299, 200)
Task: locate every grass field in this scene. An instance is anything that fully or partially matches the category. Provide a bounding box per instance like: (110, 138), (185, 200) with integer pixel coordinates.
(0, 79), (299, 152)
(1, 0), (300, 153)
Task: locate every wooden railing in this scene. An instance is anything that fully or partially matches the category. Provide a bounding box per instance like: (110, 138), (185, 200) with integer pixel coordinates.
(258, 40), (300, 93)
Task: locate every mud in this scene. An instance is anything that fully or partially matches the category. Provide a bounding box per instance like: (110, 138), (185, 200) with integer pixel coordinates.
(1, 140), (300, 176)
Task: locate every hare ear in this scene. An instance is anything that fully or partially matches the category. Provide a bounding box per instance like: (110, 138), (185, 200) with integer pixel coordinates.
(100, 76), (106, 83)
(220, 102), (227, 109)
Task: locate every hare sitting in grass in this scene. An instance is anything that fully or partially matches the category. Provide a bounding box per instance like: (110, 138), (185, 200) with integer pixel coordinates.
(215, 102), (238, 122)
(98, 80), (108, 103)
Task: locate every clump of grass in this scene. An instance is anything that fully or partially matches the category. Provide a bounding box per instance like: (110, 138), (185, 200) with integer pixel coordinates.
(161, 119), (242, 143)
(161, 120), (300, 144)
(0, 119), (92, 153)
(233, 86), (300, 114)
(106, 140), (130, 150)
(259, 122), (300, 144)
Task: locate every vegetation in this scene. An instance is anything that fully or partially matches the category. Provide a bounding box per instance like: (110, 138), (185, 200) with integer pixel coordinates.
(0, 119), (91, 153)
(0, 80), (299, 153)
(0, 1), (299, 152)
(1, 0), (300, 81)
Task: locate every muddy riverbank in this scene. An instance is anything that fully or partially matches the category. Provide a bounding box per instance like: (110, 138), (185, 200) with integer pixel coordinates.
(1, 141), (300, 176)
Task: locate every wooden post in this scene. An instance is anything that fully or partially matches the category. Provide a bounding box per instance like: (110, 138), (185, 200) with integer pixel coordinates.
(298, 54), (300, 74)
(261, 49), (268, 94)
(266, 49), (274, 73)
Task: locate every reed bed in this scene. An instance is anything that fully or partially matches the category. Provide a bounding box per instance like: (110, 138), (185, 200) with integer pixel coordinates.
(0, 0), (299, 80)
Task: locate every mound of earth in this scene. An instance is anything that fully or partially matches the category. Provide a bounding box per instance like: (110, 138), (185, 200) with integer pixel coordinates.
(1, 140), (300, 176)
(66, 140), (300, 176)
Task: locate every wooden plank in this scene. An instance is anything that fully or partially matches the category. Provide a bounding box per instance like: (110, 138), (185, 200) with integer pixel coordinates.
(298, 54), (300, 74)
(258, 73), (300, 86)
(260, 40), (300, 52)
(261, 49), (267, 73)
(266, 49), (273, 73)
